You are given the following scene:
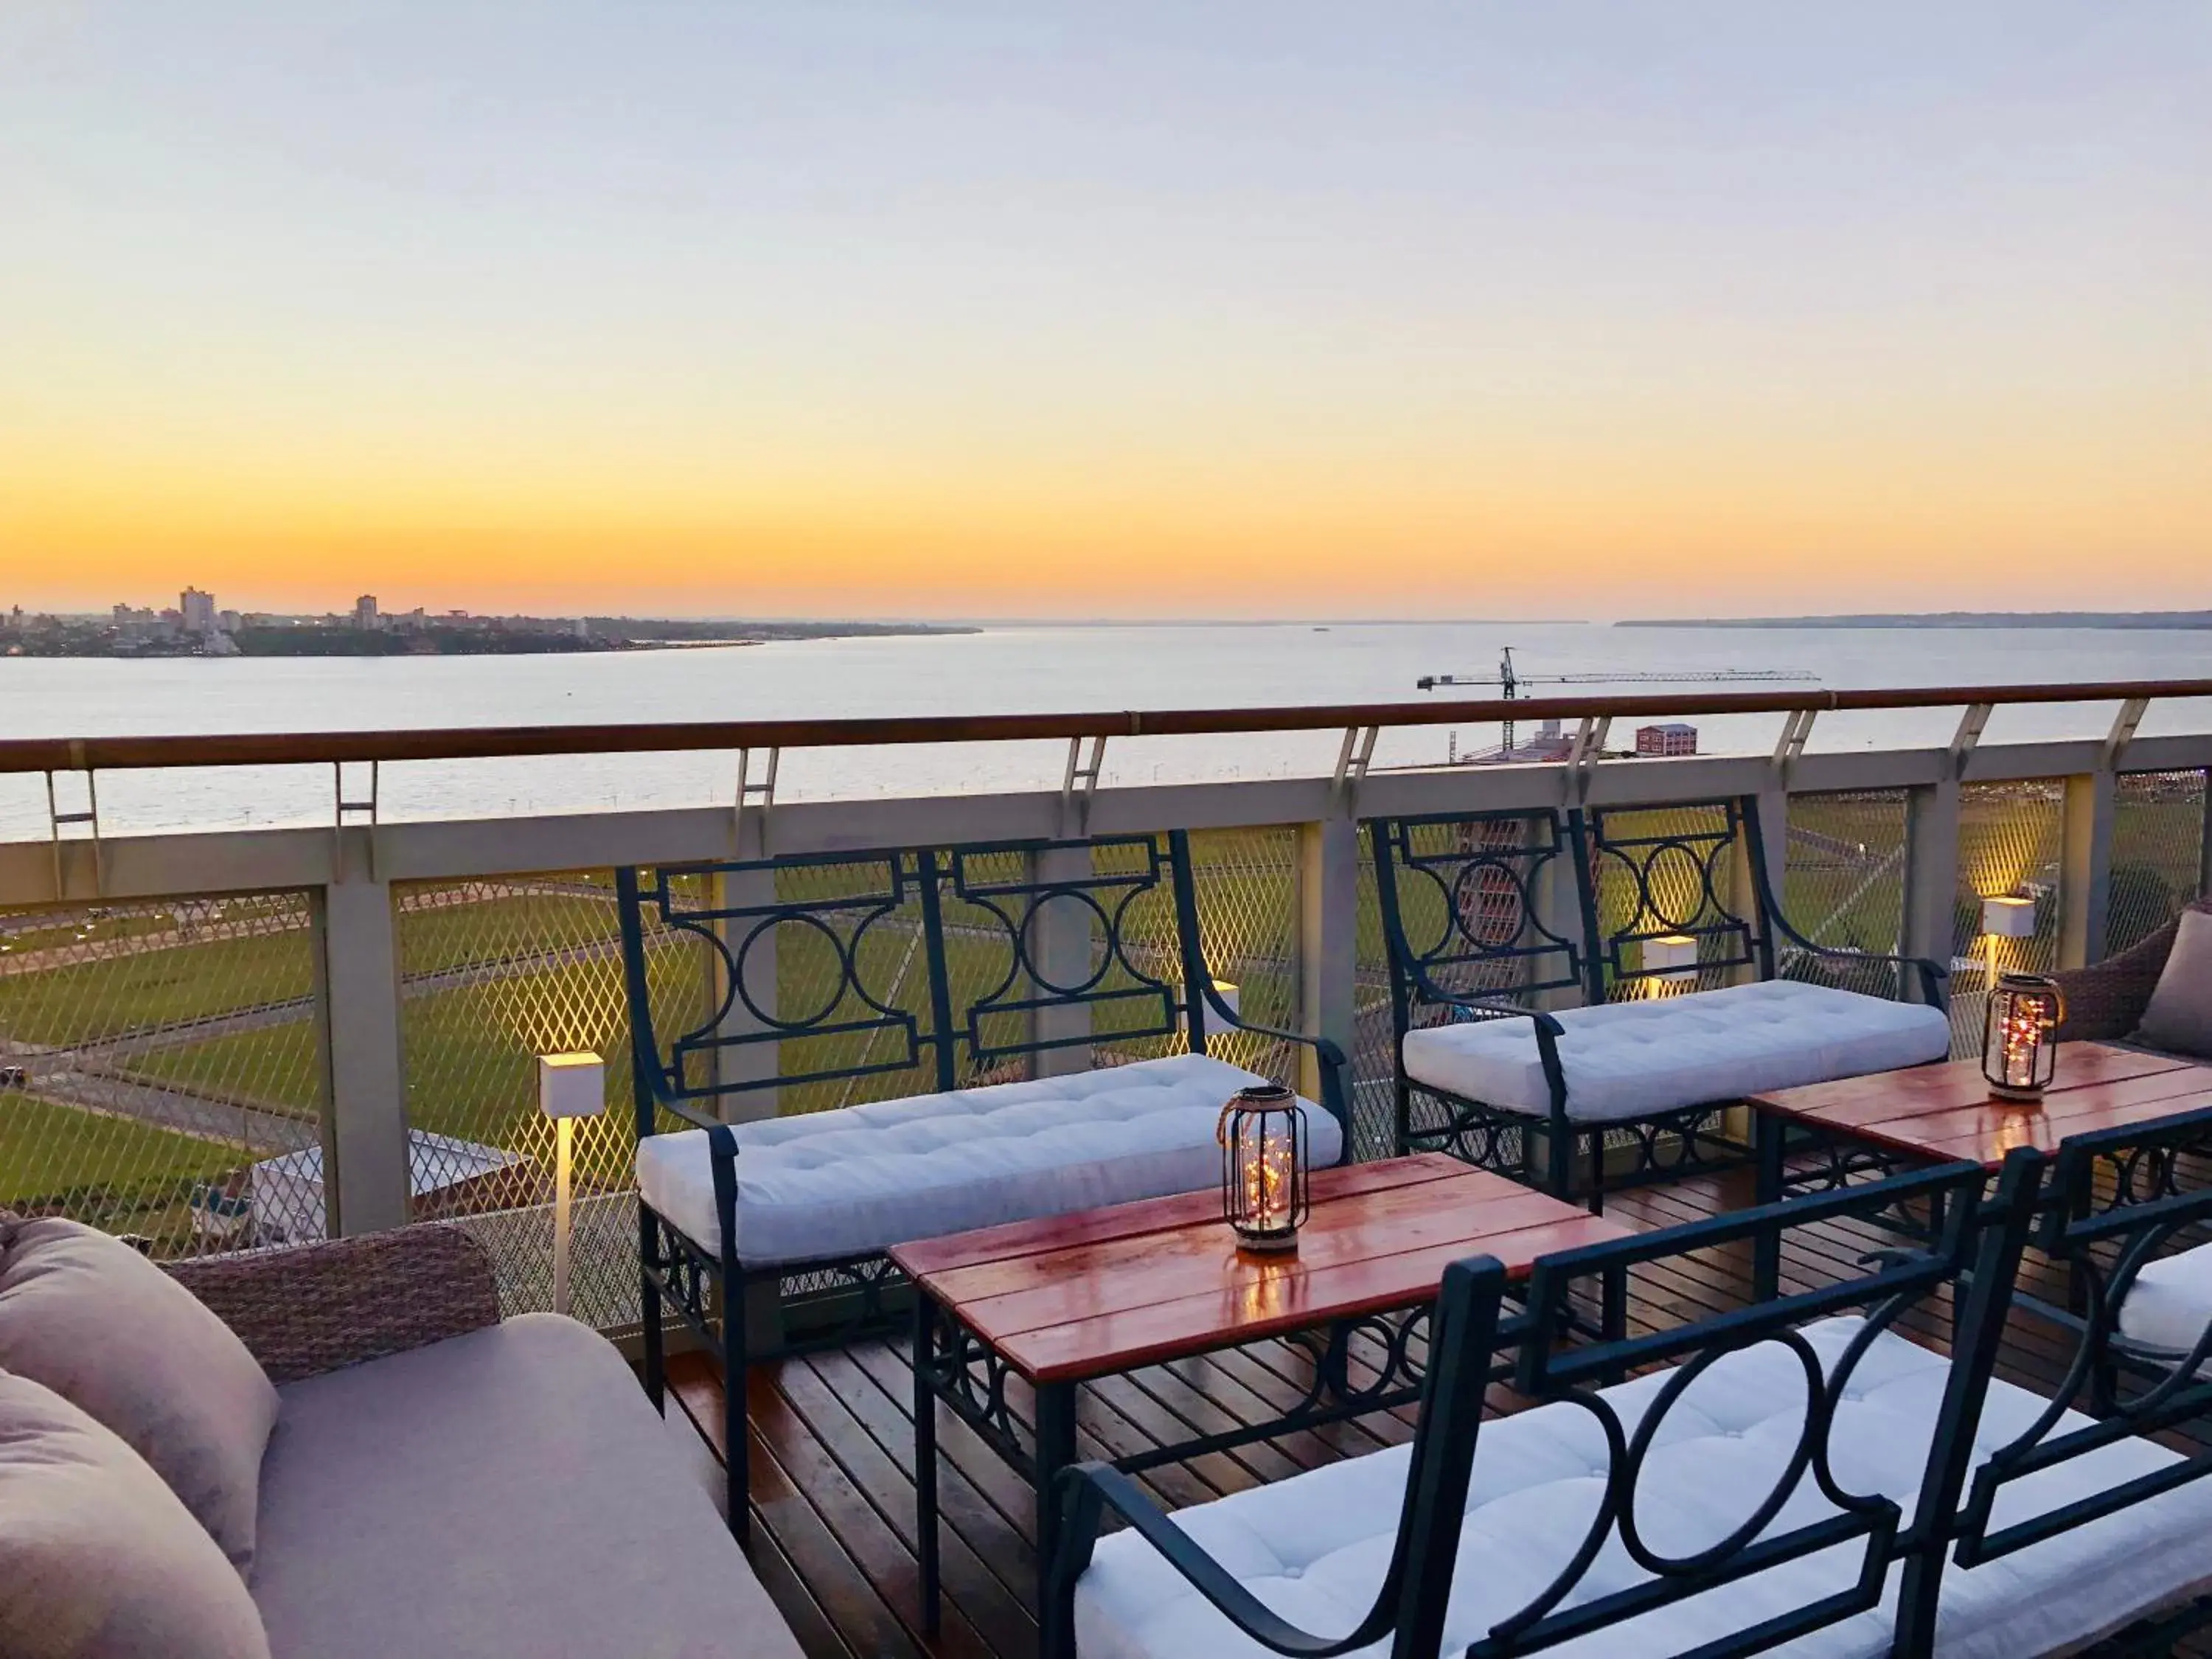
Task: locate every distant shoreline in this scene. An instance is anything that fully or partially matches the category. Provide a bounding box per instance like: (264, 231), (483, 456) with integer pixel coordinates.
(1618, 611), (2212, 631)
(0, 617), (980, 661)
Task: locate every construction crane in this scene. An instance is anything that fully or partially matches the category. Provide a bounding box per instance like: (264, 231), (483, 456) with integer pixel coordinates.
(1417, 648), (1817, 754)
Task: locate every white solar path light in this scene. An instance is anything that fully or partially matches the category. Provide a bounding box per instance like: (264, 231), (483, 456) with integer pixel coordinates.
(1980, 894), (2037, 987)
(538, 1052), (605, 1318)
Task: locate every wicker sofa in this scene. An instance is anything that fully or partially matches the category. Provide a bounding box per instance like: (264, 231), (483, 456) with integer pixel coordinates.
(2053, 897), (2212, 1045)
(167, 1225), (801, 1659)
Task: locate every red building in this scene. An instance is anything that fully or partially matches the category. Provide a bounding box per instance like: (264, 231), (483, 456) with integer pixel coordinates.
(1635, 722), (1697, 757)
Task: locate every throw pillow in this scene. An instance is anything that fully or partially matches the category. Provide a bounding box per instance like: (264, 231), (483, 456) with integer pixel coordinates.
(0, 1369), (272, 1659)
(0, 1217), (280, 1575)
(2137, 907), (2212, 1060)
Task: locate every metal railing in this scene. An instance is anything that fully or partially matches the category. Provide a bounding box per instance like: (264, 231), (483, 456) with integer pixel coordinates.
(3, 680), (2209, 1328)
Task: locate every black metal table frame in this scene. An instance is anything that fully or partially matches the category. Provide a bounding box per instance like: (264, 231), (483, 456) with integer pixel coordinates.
(910, 1266), (1628, 1630)
(1750, 1106), (2212, 1307)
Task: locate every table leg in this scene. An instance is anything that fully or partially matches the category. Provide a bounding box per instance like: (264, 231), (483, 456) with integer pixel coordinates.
(913, 1290), (941, 1635)
(1321, 1322), (1352, 1398)
(1033, 1382), (1079, 1621)
(1753, 1109), (1785, 1304)
(1599, 1263), (1630, 1385)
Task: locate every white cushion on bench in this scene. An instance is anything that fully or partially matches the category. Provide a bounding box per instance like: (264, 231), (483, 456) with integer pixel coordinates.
(1400, 979), (1952, 1124)
(635, 1052), (1340, 1267)
(1075, 1317), (2212, 1659)
(2119, 1240), (2212, 1362)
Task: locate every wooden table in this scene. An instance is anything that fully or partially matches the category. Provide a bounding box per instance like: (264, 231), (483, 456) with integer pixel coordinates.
(888, 1153), (1632, 1625)
(1747, 1043), (2212, 1298)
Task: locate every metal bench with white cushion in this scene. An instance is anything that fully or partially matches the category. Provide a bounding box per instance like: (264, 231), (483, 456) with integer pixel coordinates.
(1071, 1316), (2211, 1659)
(1401, 979), (1952, 1124)
(1371, 800), (1949, 1205)
(1050, 1151), (2212, 1659)
(616, 830), (1349, 1538)
(634, 1051), (1341, 1267)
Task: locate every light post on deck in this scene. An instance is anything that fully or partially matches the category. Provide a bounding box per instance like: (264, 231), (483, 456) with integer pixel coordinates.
(538, 1052), (605, 1318)
(1979, 894), (2037, 987)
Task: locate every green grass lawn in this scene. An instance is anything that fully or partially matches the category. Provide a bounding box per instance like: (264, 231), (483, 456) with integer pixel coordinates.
(0, 1092), (240, 1239)
(117, 1031), (325, 1121)
(395, 889), (630, 978)
(1783, 794), (1909, 954)
(0, 931), (317, 1046)
(0, 888), (627, 1052)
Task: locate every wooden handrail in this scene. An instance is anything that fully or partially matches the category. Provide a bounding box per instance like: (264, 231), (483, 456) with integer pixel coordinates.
(4, 678), (2211, 773)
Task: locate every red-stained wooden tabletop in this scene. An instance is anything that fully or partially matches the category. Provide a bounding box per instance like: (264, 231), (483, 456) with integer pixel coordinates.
(887, 1153), (1631, 1385)
(1750, 1042), (2212, 1167)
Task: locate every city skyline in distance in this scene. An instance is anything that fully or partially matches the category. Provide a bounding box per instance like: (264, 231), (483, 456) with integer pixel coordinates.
(4, 5), (2205, 620)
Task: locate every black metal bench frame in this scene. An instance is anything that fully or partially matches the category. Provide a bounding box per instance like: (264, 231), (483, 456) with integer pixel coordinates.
(616, 828), (1350, 1540)
(1048, 1135), (2212, 1658)
(1368, 796), (1947, 1209)
(1046, 1152), (2043, 1659)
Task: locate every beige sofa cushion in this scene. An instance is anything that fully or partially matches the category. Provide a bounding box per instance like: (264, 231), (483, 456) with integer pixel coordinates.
(0, 1217), (279, 1575)
(0, 1369), (271, 1659)
(252, 1313), (803, 1659)
(2138, 908), (2212, 1060)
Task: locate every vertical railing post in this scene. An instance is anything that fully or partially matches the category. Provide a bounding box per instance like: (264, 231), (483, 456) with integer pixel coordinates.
(2200, 772), (2212, 901)
(1296, 815), (1358, 1131)
(2059, 771), (2117, 969)
(1532, 818), (1583, 1013)
(1031, 843), (1094, 1077)
(1902, 780), (1964, 966)
(1903, 779), (1964, 1046)
(316, 859), (410, 1235)
(708, 863), (780, 1120)
(1738, 781), (1790, 982)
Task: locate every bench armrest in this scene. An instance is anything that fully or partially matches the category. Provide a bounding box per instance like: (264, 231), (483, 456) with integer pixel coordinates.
(1048, 1463), (1392, 1659)
(1408, 982), (1567, 1041)
(166, 1224), (501, 1384)
(641, 1083), (726, 1137)
(1398, 981), (1573, 1125)
(1750, 858), (1949, 1008)
(1193, 978), (1353, 1138)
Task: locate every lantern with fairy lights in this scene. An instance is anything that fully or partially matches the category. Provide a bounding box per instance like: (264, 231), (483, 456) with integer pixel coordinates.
(1982, 973), (2064, 1102)
(1217, 1083), (1309, 1252)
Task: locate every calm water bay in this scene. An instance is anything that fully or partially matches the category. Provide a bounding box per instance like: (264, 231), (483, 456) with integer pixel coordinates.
(2, 622), (2208, 837)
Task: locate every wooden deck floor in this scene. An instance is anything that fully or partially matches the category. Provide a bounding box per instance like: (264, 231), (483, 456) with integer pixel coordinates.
(661, 1163), (2199, 1659)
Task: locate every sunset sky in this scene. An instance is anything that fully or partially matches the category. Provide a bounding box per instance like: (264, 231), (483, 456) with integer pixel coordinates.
(3, 4), (2206, 620)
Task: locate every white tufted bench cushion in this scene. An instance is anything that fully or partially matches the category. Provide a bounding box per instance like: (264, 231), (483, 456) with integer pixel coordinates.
(1400, 980), (1953, 1124)
(1075, 1316), (2212, 1659)
(634, 1052), (1341, 1267)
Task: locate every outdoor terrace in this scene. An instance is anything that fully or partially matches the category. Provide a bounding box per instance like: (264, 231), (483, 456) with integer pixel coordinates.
(3, 678), (2211, 1657)
(685, 1161), (2212, 1659)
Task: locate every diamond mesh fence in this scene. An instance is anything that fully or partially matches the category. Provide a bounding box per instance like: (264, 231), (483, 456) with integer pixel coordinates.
(391, 874), (705, 1326)
(1953, 781), (2066, 1057)
(1186, 827), (1301, 1085)
(1779, 790), (1911, 997)
(0, 893), (323, 1256)
(1783, 791), (1908, 954)
(2107, 770), (2208, 957)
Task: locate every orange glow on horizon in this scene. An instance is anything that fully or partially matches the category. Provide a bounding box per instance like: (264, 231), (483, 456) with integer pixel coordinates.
(7, 403), (2205, 618)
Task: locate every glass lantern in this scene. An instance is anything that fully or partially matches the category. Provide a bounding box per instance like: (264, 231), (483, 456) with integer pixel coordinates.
(1217, 1083), (1309, 1253)
(1982, 972), (2065, 1102)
